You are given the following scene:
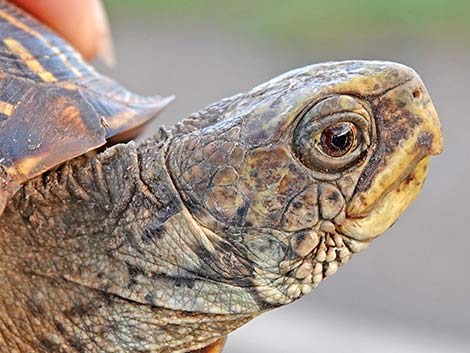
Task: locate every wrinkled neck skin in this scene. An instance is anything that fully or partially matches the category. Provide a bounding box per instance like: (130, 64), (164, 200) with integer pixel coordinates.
(0, 91), (372, 353)
(0, 127), (255, 352)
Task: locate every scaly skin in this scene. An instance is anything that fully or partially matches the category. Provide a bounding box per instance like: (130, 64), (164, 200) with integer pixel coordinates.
(0, 61), (443, 352)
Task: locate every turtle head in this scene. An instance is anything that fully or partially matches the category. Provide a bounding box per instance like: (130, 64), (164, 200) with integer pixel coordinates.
(282, 61), (444, 241)
(167, 60), (443, 308)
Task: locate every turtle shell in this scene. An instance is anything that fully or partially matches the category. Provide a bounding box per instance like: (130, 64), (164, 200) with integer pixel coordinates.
(0, 1), (173, 214)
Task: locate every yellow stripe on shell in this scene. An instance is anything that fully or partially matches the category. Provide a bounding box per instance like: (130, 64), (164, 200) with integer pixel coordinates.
(5, 153), (45, 179)
(0, 9), (84, 78)
(0, 101), (14, 116)
(4, 38), (56, 83)
(103, 110), (136, 131)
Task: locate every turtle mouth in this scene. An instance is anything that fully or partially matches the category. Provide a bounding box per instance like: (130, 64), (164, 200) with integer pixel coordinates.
(338, 157), (430, 241)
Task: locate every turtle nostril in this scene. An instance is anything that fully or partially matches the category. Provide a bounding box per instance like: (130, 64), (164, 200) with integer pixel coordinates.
(412, 88), (421, 99)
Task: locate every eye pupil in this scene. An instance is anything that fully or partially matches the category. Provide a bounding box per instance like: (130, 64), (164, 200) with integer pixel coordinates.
(332, 131), (349, 149)
(320, 122), (357, 157)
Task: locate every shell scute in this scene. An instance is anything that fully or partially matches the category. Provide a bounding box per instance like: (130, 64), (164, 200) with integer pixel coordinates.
(0, 0), (172, 215)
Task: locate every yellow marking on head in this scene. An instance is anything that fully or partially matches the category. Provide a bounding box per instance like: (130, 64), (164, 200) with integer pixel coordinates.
(340, 158), (430, 240)
(0, 101), (14, 116)
(4, 38), (56, 83)
(0, 9), (83, 78)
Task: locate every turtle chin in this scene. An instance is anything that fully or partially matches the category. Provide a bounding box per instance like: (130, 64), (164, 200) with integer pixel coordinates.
(339, 157), (430, 241)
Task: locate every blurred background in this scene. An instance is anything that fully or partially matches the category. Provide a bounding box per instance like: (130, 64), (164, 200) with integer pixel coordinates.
(100, 1), (469, 352)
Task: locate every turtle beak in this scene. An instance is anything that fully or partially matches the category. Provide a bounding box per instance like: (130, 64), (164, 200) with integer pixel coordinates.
(339, 76), (443, 241)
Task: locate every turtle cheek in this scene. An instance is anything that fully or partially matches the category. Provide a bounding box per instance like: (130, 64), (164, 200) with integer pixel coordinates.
(194, 145), (323, 233)
(279, 184), (319, 232)
(238, 147), (323, 231)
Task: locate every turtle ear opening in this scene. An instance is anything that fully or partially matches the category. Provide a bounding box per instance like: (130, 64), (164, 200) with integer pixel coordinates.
(293, 95), (374, 173)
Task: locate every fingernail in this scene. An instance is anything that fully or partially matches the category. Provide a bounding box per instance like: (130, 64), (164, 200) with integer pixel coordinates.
(92, 0), (115, 66)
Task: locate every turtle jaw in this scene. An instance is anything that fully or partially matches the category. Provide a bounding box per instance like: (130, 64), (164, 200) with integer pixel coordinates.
(338, 76), (443, 242)
(339, 157), (430, 241)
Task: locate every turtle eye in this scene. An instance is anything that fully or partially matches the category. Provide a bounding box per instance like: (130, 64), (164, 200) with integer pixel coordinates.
(319, 122), (360, 157)
(293, 95), (373, 173)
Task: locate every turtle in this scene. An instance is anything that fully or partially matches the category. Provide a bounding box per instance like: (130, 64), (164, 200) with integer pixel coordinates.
(0, 1), (443, 352)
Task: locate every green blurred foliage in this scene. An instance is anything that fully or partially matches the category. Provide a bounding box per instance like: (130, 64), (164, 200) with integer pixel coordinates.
(104, 0), (469, 43)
